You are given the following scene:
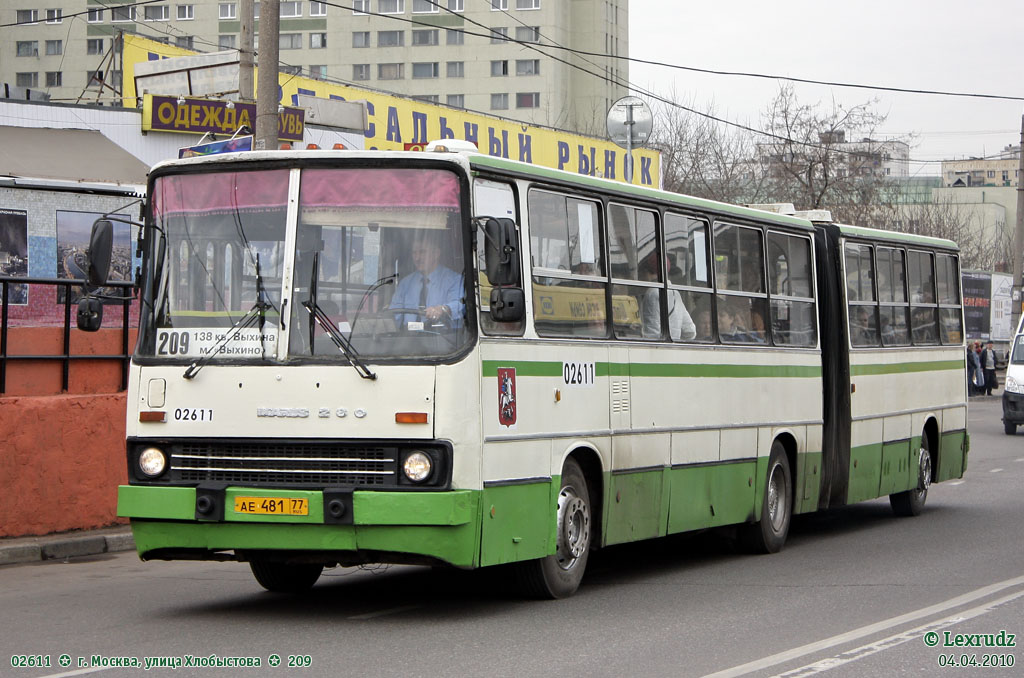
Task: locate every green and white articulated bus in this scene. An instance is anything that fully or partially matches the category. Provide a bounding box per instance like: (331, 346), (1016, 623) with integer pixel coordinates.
(82, 143), (968, 598)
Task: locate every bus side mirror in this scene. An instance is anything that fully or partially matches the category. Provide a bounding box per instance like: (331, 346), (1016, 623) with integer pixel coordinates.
(75, 219), (113, 332)
(86, 219), (114, 289)
(76, 298), (103, 332)
(484, 218), (520, 287)
(489, 287), (524, 322)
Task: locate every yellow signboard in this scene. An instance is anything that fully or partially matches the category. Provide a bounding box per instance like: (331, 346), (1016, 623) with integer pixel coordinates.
(122, 35), (661, 188)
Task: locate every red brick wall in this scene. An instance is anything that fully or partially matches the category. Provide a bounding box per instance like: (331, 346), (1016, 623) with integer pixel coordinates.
(0, 393), (128, 537)
(3, 327), (136, 396)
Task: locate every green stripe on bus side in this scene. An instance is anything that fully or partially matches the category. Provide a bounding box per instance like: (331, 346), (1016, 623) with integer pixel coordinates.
(627, 363), (820, 378)
(481, 360), (564, 377)
(850, 359), (963, 376)
(482, 360), (821, 379)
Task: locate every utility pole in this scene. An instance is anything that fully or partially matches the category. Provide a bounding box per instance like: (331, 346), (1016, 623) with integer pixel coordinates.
(1014, 114), (1024, 331)
(238, 0), (254, 102)
(255, 0), (280, 149)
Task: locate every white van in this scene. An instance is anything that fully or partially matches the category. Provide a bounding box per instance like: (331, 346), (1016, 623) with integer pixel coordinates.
(1002, 314), (1024, 434)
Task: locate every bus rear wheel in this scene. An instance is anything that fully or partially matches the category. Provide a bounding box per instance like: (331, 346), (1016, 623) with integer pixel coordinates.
(890, 433), (931, 517)
(514, 457), (592, 599)
(249, 560), (323, 593)
(739, 441), (792, 554)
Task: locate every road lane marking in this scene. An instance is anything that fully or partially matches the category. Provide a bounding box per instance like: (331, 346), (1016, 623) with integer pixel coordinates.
(703, 573), (1024, 678)
(990, 468), (1003, 473)
(347, 604), (420, 620)
(771, 588), (1024, 677)
(949, 480), (965, 485)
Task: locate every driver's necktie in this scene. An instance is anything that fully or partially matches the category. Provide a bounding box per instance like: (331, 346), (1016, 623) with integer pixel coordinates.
(419, 276), (429, 309)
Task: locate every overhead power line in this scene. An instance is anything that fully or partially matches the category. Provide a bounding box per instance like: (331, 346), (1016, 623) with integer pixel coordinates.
(596, 52), (1024, 103)
(8, 0), (1008, 166)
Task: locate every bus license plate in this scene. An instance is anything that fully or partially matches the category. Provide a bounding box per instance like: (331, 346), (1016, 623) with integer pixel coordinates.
(234, 497), (309, 516)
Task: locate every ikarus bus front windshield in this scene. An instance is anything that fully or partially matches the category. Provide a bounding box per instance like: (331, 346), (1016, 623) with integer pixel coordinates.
(147, 165), (470, 363)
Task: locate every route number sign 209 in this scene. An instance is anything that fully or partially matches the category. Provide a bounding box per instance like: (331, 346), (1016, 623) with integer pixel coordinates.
(155, 328), (275, 358)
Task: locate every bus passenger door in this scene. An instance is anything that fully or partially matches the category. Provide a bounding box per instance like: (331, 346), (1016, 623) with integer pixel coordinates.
(605, 346), (668, 545)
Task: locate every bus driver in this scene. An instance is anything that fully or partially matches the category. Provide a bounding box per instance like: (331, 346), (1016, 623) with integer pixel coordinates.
(390, 231), (464, 328)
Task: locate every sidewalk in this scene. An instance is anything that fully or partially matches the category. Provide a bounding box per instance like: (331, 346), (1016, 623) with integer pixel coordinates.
(0, 525), (135, 566)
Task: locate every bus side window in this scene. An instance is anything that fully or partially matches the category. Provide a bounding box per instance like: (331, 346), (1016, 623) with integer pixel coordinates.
(529, 189), (607, 338)
(845, 243), (878, 347)
(877, 247), (910, 346)
(714, 223), (767, 344)
(474, 178), (524, 335)
(768, 232), (816, 347)
(665, 213), (712, 342)
(936, 253), (962, 344)
(908, 250), (938, 344)
(609, 204), (664, 340)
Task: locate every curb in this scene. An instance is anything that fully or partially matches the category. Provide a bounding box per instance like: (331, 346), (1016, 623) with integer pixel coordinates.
(0, 527), (135, 567)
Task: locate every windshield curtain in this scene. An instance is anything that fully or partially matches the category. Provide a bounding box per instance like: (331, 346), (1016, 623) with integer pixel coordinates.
(289, 167), (471, 360)
(146, 169), (290, 360)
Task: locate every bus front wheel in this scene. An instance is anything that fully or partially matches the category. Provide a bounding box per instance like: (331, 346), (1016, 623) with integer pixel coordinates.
(739, 441), (792, 554)
(514, 457), (592, 599)
(249, 560), (323, 593)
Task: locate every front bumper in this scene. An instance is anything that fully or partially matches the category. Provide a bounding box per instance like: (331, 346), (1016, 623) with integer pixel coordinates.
(118, 485), (480, 567)
(1002, 391), (1024, 425)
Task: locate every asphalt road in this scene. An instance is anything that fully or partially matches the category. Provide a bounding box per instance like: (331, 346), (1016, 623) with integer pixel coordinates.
(2, 397), (1021, 678)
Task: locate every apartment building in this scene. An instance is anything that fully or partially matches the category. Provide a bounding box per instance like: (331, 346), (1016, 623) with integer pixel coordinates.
(1, 1), (628, 135)
(942, 154), (1020, 188)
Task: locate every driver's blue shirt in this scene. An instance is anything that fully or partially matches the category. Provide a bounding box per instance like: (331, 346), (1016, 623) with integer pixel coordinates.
(389, 266), (464, 328)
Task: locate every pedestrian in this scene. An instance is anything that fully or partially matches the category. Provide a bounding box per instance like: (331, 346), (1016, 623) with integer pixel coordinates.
(981, 340), (998, 396)
(967, 344), (980, 395)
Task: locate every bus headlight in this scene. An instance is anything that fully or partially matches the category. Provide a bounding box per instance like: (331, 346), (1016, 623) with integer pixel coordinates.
(402, 451), (433, 483)
(138, 447), (167, 478)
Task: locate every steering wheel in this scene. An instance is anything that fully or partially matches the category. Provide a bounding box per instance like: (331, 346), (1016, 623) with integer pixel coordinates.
(386, 307), (453, 331)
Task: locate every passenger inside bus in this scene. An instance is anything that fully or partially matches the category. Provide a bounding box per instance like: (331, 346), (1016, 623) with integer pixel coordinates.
(640, 258), (695, 341)
(719, 298), (765, 343)
(693, 307), (713, 341)
(389, 231), (464, 329)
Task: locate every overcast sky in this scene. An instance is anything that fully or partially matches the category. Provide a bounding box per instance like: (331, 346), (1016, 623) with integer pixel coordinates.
(627, 0), (1023, 177)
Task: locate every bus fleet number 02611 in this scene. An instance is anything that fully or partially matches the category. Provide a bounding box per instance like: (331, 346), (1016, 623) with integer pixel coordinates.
(562, 361), (595, 387)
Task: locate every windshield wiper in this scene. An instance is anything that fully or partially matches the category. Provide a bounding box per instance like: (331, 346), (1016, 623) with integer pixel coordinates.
(183, 254), (271, 380)
(305, 252), (376, 380)
(303, 299), (377, 380)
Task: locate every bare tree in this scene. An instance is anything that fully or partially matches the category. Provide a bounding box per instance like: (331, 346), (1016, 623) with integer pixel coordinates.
(651, 93), (766, 204)
(651, 86), (996, 267)
(866, 197), (1011, 271)
(756, 84), (896, 211)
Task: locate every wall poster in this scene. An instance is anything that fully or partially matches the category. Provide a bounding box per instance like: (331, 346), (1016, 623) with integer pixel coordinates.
(0, 208), (29, 305)
(55, 210), (132, 304)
